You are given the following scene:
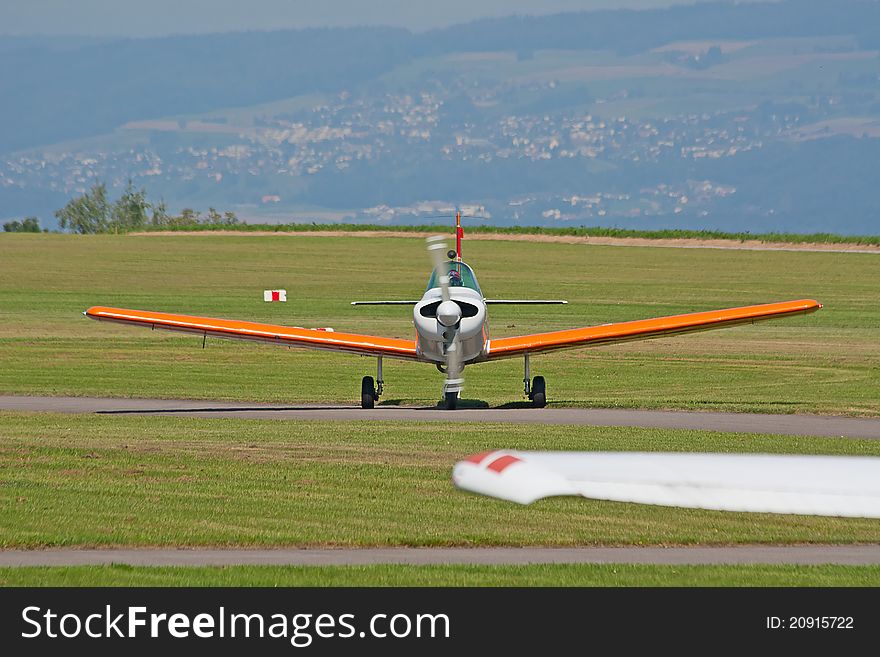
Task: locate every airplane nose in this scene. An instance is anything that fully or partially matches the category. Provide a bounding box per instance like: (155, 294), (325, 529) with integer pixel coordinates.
(436, 300), (462, 327)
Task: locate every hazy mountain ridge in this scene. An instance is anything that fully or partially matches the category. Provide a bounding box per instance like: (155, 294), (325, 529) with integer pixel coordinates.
(0, 27), (413, 153)
(2, 0), (880, 233)
(420, 0), (880, 56)
(3, 0), (879, 154)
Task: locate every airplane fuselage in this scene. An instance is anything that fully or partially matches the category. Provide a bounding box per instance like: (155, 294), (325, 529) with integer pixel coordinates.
(413, 286), (487, 364)
(412, 260), (488, 365)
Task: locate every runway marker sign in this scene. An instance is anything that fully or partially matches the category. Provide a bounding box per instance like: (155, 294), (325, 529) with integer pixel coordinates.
(263, 290), (287, 302)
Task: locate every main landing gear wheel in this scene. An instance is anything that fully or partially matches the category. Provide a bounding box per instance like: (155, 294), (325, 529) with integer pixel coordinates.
(361, 376), (376, 409)
(445, 391), (459, 410)
(530, 375), (546, 408)
(522, 355), (546, 408)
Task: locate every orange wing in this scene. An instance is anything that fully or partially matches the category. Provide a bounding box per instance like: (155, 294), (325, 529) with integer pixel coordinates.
(85, 306), (420, 360)
(485, 299), (822, 360)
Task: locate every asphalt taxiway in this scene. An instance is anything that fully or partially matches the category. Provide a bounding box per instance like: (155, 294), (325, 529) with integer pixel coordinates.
(1, 395), (879, 439)
(1, 546), (879, 567)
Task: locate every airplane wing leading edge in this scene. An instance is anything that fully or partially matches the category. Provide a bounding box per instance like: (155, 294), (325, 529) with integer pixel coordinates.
(84, 306), (420, 360)
(485, 299), (821, 359)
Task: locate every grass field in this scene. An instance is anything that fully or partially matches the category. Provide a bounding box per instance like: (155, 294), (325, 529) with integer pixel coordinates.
(3, 564), (879, 587)
(1, 233), (878, 414)
(1, 233), (878, 586)
(3, 412), (880, 548)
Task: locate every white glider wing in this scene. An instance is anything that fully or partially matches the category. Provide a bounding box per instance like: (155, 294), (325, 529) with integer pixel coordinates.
(452, 451), (880, 518)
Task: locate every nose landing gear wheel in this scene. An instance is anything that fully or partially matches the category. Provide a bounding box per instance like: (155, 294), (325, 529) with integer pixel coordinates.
(361, 376), (376, 409)
(444, 391), (458, 410)
(530, 375), (546, 408)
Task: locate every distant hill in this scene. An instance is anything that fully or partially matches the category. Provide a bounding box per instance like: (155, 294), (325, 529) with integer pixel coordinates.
(0, 27), (413, 153)
(2, 0), (879, 154)
(3, 0), (880, 235)
(421, 0), (880, 56)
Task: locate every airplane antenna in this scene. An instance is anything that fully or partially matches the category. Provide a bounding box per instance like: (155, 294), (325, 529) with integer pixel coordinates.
(455, 210), (463, 261)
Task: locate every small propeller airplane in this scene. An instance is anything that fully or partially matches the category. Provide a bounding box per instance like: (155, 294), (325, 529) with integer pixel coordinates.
(85, 212), (822, 409)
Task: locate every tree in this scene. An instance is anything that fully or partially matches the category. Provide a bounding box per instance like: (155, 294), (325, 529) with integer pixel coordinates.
(55, 183), (110, 234)
(204, 207), (224, 225)
(110, 179), (150, 232)
(53, 184), (241, 232)
(3, 216), (41, 232)
(179, 208), (201, 224)
(200, 207), (239, 225)
(150, 199), (170, 226)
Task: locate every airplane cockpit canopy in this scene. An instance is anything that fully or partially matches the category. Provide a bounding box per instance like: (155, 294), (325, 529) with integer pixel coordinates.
(426, 261), (481, 294)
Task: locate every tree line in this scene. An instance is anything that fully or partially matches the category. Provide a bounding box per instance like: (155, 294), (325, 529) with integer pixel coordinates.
(4, 181), (240, 234)
(3, 217), (42, 232)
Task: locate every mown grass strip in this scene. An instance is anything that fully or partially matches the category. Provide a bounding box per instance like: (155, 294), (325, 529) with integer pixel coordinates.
(2, 412), (880, 549)
(134, 222), (880, 245)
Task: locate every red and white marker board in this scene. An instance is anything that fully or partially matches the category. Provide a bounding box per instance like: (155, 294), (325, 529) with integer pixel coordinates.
(263, 289), (287, 302)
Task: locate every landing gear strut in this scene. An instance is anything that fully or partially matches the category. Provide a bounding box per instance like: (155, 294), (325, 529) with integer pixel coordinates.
(361, 357), (384, 409)
(523, 354), (547, 408)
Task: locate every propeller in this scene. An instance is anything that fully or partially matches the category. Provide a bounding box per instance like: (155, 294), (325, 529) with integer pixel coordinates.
(427, 236), (464, 406)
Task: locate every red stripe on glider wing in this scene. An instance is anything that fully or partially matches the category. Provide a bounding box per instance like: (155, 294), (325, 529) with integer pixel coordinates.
(486, 455), (522, 473)
(464, 451), (497, 465)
